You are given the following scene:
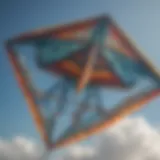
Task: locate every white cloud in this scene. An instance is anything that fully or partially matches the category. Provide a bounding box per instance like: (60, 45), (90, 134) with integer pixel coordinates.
(0, 117), (160, 160)
(61, 117), (160, 160)
(0, 136), (44, 160)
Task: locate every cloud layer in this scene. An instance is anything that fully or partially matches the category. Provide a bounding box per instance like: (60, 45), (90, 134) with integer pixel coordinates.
(0, 117), (160, 160)
(62, 117), (160, 160)
(0, 136), (44, 160)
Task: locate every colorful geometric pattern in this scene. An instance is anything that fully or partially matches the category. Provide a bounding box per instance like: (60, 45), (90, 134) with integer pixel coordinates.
(5, 15), (160, 150)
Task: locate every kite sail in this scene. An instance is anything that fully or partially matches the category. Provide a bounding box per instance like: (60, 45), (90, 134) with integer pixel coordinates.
(5, 15), (160, 150)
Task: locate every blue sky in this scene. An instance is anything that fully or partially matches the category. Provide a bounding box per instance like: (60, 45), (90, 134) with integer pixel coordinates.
(0, 0), (160, 151)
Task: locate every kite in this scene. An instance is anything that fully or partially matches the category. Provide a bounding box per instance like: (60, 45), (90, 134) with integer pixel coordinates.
(5, 15), (160, 153)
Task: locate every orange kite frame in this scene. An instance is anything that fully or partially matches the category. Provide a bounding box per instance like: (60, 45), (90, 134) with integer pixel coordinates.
(5, 14), (160, 150)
